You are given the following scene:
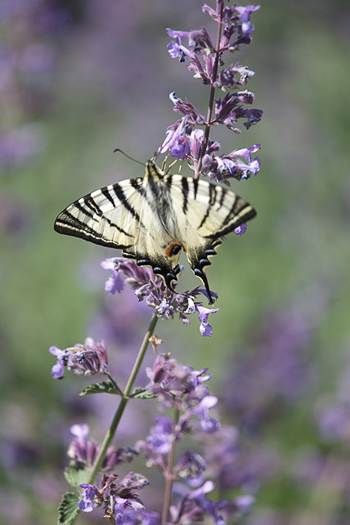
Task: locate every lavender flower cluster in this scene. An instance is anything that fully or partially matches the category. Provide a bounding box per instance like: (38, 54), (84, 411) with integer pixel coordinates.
(101, 258), (219, 337)
(159, 4), (262, 182)
(64, 353), (253, 525)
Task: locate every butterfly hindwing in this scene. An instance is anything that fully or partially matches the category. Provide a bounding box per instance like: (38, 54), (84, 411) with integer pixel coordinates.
(165, 174), (256, 297)
(54, 161), (257, 302)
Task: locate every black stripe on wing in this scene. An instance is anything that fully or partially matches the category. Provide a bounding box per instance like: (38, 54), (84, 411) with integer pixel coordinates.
(54, 180), (143, 248)
(198, 184), (218, 229)
(54, 210), (133, 249)
(181, 177), (189, 214)
(83, 195), (103, 216)
(112, 183), (141, 223)
(215, 198), (256, 238)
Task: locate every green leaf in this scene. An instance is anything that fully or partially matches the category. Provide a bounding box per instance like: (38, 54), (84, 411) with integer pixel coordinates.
(80, 379), (122, 396)
(130, 386), (157, 399)
(64, 463), (90, 489)
(57, 492), (80, 525)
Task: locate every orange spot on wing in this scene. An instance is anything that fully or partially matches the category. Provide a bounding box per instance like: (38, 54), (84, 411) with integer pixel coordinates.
(165, 242), (181, 257)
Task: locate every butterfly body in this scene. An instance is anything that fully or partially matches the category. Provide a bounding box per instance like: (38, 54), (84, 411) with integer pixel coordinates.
(54, 161), (256, 303)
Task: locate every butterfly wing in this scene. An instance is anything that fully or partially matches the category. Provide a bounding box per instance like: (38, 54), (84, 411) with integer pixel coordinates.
(54, 178), (145, 250)
(54, 167), (183, 290)
(167, 175), (256, 301)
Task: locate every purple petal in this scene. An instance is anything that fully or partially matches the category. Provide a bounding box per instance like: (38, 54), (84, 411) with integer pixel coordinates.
(70, 424), (89, 439)
(201, 417), (220, 433)
(49, 345), (63, 356)
(200, 322), (213, 337)
(166, 28), (190, 42)
(197, 306), (219, 324)
(51, 359), (65, 379)
(234, 223), (247, 236)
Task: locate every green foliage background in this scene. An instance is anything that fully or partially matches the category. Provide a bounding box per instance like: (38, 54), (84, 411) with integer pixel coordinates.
(1, 0), (350, 523)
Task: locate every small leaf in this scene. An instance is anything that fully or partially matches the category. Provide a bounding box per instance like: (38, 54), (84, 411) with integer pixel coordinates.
(57, 492), (80, 525)
(80, 380), (122, 396)
(64, 463), (90, 489)
(130, 386), (157, 399)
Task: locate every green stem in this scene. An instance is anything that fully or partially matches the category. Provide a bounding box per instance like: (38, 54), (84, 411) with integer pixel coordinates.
(87, 313), (159, 484)
(161, 408), (180, 524)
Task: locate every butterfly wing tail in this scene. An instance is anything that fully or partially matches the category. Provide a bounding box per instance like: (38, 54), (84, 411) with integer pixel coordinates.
(185, 240), (222, 305)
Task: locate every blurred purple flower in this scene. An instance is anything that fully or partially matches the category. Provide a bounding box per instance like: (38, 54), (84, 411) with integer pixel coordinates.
(0, 124), (45, 170)
(316, 402), (350, 443)
(49, 337), (108, 379)
(180, 395), (220, 434)
(201, 425), (278, 494)
(315, 352), (350, 443)
(146, 415), (174, 455)
(0, 195), (32, 237)
(170, 480), (226, 525)
(223, 285), (331, 430)
(176, 450), (207, 480)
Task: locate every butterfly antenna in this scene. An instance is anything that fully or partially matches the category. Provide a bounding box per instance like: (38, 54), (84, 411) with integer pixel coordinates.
(113, 148), (144, 166)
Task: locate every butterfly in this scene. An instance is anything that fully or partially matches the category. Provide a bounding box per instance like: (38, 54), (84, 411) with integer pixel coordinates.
(54, 160), (257, 303)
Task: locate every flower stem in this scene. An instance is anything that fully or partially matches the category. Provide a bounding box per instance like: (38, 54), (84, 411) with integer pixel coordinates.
(87, 313), (159, 484)
(161, 407), (180, 523)
(195, 0), (224, 177)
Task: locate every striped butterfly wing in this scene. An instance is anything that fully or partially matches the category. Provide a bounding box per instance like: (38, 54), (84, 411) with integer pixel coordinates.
(54, 178), (145, 250)
(165, 174), (256, 300)
(54, 164), (185, 290)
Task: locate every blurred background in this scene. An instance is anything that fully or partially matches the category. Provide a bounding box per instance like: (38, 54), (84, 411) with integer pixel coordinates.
(1, 0), (350, 523)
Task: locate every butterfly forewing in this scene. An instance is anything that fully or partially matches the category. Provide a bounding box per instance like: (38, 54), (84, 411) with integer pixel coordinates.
(54, 178), (144, 249)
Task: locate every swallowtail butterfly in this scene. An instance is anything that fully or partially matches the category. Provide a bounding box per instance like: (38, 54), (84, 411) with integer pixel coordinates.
(54, 161), (256, 303)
